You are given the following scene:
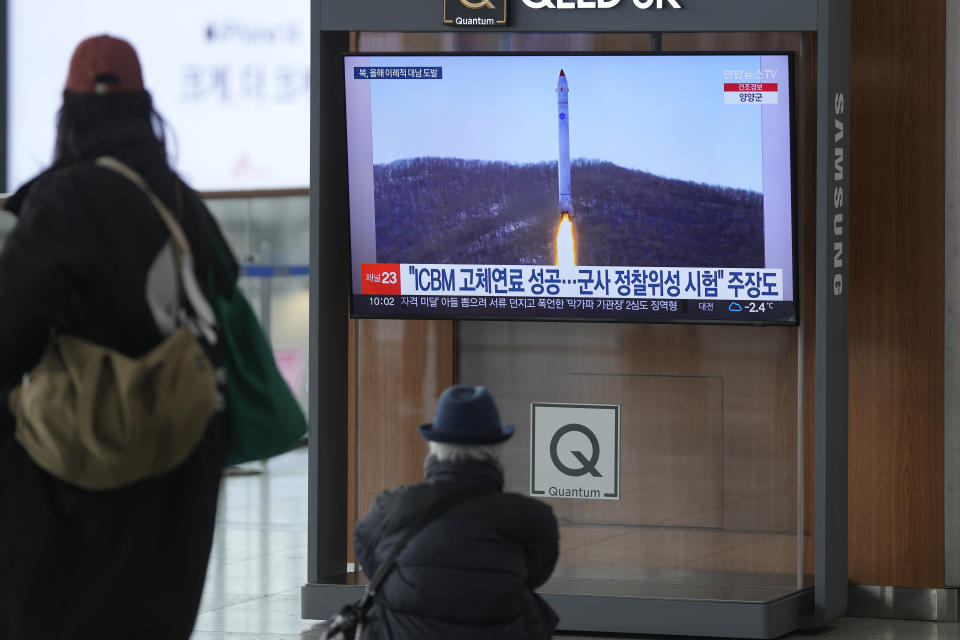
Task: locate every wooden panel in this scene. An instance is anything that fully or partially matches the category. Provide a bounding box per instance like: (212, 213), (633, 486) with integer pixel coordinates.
(558, 526), (797, 577)
(848, 0), (946, 588)
(459, 320), (800, 575)
(354, 319), (455, 519)
(569, 375), (723, 528)
(661, 31), (812, 538)
(347, 318), (356, 562)
(665, 31), (804, 52)
(355, 31), (635, 53)
(497, 374), (725, 528)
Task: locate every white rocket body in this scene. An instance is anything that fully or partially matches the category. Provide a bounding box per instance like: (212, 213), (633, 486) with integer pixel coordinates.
(557, 70), (573, 215)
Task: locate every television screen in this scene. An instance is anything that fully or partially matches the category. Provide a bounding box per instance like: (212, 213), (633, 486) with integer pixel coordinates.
(5, 0), (309, 192)
(344, 53), (797, 324)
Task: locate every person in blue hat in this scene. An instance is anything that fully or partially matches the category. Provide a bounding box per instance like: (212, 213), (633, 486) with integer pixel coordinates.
(352, 385), (559, 639)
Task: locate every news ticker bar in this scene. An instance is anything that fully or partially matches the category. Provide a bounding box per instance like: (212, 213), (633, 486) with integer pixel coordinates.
(352, 294), (795, 322)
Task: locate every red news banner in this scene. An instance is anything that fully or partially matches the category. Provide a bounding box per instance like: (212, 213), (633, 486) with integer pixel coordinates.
(361, 263), (401, 295)
(723, 82), (779, 104)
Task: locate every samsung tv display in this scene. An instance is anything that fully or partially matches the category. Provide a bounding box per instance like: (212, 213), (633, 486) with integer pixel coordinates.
(344, 53), (797, 324)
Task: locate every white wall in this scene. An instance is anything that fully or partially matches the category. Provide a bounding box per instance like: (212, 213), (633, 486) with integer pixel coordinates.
(6, 0), (310, 192)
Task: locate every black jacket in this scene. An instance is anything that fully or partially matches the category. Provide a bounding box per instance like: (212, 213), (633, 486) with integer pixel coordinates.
(353, 456), (560, 640)
(0, 119), (235, 640)
(0, 119), (235, 407)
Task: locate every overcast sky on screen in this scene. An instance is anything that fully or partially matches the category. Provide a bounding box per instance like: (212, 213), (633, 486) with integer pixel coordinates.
(358, 54), (778, 193)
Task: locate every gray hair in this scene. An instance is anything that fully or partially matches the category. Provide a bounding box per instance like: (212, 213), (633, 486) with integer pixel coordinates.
(428, 441), (503, 464)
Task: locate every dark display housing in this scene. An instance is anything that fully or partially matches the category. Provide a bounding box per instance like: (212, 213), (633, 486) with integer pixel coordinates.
(343, 52), (798, 325)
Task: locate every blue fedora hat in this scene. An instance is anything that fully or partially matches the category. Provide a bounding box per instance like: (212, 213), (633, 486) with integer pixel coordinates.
(418, 385), (514, 444)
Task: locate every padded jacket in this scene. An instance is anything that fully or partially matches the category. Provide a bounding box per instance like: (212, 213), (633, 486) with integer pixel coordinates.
(353, 456), (560, 640)
(0, 118), (235, 640)
(0, 118), (236, 419)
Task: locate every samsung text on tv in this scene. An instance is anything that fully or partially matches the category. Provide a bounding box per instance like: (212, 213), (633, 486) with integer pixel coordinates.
(521, 0), (681, 9)
(833, 92), (846, 296)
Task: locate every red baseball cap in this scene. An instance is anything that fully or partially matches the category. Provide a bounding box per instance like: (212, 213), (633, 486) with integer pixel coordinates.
(65, 35), (144, 95)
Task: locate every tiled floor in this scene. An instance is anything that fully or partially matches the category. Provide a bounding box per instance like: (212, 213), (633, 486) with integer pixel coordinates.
(193, 447), (319, 639)
(191, 448), (960, 640)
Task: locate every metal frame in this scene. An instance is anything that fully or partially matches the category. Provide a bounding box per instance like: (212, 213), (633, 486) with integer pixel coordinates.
(848, 585), (959, 622)
(810, 0), (850, 625)
(306, 28), (350, 586)
(304, 0), (850, 636)
(945, 0), (960, 588)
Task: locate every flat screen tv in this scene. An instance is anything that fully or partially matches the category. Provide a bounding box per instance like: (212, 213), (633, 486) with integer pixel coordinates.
(344, 53), (798, 324)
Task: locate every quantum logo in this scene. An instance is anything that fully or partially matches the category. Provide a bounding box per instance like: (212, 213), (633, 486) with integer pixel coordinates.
(530, 402), (620, 501)
(443, 0), (508, 25)
(550, 424), (603, 477)
(521, 0), (682, 8)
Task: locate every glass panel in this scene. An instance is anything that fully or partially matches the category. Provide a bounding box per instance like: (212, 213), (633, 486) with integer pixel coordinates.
(353, 319), (454, 517)
(457, 320), (801, 601)
(205, 194), (310, 412)
(205, 196), (310, 266)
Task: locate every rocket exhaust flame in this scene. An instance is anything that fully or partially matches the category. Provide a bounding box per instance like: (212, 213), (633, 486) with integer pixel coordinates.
(556, 213), (576, 267)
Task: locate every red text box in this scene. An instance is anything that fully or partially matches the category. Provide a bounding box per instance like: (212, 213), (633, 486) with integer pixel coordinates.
(360, 263), (401, 294)
(723, 83), (778, 92)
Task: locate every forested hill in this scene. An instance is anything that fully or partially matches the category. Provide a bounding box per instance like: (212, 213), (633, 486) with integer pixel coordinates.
(373, 157), (765, 268)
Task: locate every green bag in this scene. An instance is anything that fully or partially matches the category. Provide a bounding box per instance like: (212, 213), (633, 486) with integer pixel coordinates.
(207, 229), (308, 467)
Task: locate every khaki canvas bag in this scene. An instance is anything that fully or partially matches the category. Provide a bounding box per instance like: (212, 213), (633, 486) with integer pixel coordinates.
(9, 156), (218, 490)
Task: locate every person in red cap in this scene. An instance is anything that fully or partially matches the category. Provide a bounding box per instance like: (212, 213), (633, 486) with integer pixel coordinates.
(0, 35), (236, 640)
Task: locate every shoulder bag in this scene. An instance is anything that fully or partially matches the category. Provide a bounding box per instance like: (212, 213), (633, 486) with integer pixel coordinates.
(9, 156), (218, 490)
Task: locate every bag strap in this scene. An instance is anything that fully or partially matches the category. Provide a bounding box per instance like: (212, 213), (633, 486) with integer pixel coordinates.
(364, 483), (495, 601)
(94, 156), (195, 266)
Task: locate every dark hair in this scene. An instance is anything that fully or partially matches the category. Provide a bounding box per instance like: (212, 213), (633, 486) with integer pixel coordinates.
(53, 90), (169, 163)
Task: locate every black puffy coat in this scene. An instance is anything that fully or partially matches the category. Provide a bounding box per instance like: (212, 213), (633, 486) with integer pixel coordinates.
(353, 456), (559, 640)
(0, 119), (235, 640)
